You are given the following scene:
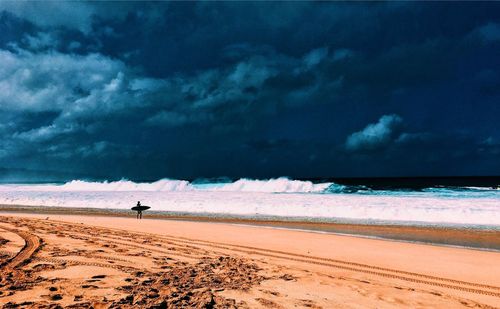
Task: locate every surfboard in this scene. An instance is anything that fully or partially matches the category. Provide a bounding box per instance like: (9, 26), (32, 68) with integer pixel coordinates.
(131, 205), (151, 211)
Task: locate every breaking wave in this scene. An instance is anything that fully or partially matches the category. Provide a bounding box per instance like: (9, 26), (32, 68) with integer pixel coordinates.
(0, 178), (498, 198)
(0, 178), (499, 226)
(208, 178), (332, 193)
(0, 178), (332, 193)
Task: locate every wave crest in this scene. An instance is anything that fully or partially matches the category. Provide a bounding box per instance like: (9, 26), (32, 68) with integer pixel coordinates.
(0, 178), (331, 193)
(211, 178), (331, 193)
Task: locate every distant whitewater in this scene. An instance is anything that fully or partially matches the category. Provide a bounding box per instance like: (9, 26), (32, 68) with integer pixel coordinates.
(0, 178), (499, 227)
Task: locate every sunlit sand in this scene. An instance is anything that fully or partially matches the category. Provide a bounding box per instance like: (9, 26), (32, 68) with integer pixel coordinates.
(1, 212), (499, 308)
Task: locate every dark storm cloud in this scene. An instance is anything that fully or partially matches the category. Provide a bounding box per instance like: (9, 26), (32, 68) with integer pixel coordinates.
(0, 2), (499, 180)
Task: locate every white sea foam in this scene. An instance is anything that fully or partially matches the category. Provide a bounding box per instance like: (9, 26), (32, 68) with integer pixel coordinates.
(0, 178), (329, 193)
(0, 178), (499, 227)
(0, 179), (194, 192)
(208, 178), (331, 193)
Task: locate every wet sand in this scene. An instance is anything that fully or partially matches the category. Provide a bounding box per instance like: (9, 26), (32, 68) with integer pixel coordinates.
(1, 204), (500, 250)
(1, 211), (499, 308)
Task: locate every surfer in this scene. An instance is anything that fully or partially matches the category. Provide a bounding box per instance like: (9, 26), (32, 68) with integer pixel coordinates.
(132, 201), (150, 219)
(136, 201), (143, 219)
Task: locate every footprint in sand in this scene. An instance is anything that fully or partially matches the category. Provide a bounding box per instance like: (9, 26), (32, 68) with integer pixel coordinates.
(297, 299), (323, 309)
(256, 297), (283, 308)
(259, 289), (282, 297)
(51, 294), (63, 301)
(92, 275), (106, 279)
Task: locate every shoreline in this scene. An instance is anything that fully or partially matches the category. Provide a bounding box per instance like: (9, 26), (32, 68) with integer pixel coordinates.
(2, 204), (499, 251)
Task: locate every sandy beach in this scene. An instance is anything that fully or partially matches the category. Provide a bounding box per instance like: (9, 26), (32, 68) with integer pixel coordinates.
(2, 1), (499, 307)
(1, 212), (499, 308)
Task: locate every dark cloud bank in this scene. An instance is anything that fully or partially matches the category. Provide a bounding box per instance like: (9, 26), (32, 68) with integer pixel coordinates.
(0, 2), (499, 181)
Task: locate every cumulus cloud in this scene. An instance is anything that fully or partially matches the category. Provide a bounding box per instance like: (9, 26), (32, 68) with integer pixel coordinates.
(0, 46), (149, 163)
(345, 114), (403, 152)
(0, 42), (337, 163)
(141, 49), (338, 128)
(0, 49), (126, 112)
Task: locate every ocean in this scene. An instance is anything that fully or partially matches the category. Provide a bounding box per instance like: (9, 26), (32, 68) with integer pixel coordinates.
(0, 177), (498, 228)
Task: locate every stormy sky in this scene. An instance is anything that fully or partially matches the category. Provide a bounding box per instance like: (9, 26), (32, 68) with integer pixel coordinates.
(0, 1), (499, 181)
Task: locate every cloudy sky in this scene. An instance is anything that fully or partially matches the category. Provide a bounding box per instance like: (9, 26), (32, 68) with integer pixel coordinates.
(1, 2), (499, 181)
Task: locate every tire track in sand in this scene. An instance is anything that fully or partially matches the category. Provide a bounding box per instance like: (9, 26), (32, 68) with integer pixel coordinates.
(151, 234), (500, 298)
(156, 234), (500, 290)
(0, 225), (40, 270)
(14, 217), (500, 298)
(78, 222), (500, 298)
(59, 221), (500, 298)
